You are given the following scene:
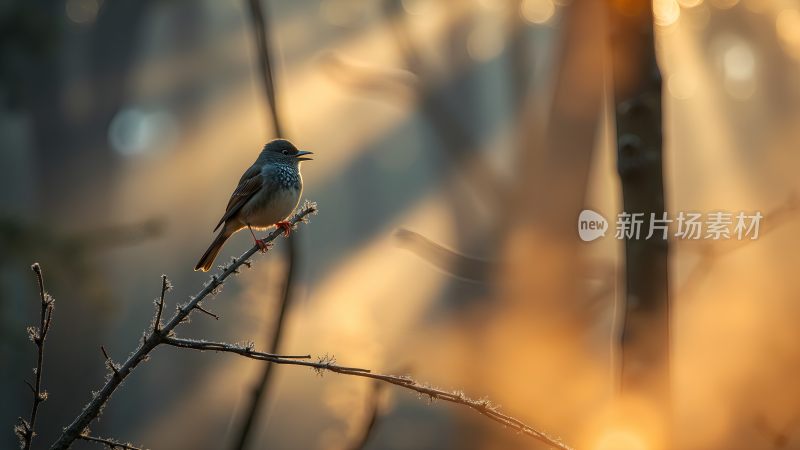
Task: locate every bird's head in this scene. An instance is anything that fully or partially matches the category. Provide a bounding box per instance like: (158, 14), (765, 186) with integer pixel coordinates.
(260, 139), (314, 164)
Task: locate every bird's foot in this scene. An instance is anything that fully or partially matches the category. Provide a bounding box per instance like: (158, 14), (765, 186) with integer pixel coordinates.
(276, 221), (293, 237)
(255, 239), (270, 253)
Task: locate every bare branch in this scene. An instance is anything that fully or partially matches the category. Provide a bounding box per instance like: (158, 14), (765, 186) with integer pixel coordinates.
(100, 346), (120, 379)
(163, 338), (313, 361)
(78, 433), (144, 450)
(193, 303), (220, 320)
(152, 275), (170, 334)
(164, 337), (572, 450)
(45, 201), (570, 450)
(394, 228), (494, 282)
(48, 204), (318, 450)
(16, 263), (54, 450)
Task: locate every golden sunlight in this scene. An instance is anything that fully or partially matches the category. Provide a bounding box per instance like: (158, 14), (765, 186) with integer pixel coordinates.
(593, 429), (650, 450)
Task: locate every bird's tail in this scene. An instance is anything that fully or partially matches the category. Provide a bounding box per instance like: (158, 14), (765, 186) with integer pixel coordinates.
(195, 227), (233, 272)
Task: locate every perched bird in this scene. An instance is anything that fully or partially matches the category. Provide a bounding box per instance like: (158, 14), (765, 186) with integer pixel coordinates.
(195, 139), (313, 271)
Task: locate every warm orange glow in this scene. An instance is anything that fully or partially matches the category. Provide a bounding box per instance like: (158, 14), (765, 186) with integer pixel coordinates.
(776, 8), (800, 59)
(593, 429), (649, 450)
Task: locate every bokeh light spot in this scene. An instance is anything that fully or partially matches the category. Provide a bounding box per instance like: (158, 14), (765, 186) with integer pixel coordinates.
(65, 0), (101, 25)
(467, 23), (505, 62)
(723, 42), (755, 82)
(520, 0), (556, 25)
(653, 0), (681, 27)
(713, 34), (757, 100)
(108, 108), (178, 156)
(667, 72), (697, 100)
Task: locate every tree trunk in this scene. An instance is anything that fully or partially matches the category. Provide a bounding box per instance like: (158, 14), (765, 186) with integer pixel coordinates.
(607, 1), (671, 447)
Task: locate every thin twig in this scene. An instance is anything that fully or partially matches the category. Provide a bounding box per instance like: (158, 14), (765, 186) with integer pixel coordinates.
(152, 275), (169, 334)
(164, 337), (572, 450)
(100, 345), (120, 379)
(48, 204), (318, 450)
(15, 263), (55, 450)
(246, 0), (283, 137)
(194, 303), (220, 320)
(78, 434), (143, 450)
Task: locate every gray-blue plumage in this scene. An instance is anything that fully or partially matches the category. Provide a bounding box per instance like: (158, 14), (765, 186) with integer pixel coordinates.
(269, 163), (302, 190)
(195, 139), (312, 271)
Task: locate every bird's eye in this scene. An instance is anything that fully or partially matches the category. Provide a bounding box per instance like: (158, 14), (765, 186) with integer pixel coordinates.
(282, 150), (289, 155)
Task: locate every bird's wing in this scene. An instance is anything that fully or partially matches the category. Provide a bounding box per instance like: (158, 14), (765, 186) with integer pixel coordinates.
(213, 164), (263, 231)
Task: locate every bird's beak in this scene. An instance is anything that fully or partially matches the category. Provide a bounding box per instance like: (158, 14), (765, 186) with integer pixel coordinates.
(295, 150), (314, 161)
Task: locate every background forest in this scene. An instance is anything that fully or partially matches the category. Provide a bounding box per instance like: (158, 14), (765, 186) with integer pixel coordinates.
(2, 0), (799, 449)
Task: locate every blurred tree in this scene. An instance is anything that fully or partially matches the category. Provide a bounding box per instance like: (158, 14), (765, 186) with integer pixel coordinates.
(608, 0), (671, 447)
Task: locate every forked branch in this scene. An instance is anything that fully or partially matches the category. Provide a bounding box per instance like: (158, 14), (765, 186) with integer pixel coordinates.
(48, 203), (318, 450)
(163, 337), (573, 450)
(15, 263), (55, 450)
(42, 201), (571, 450)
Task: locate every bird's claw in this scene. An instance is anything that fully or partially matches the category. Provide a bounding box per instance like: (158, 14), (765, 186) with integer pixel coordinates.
(255, 239), (269, 253)
(276, 221), (293, 237)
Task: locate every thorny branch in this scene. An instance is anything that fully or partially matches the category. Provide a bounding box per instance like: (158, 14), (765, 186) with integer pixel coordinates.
(39, 201), (570, 450)
(152, 275), (169, 334)
(77, 433), (144, 450)
(100, 345), (120, 379)
(163, 337), (573, 450)
(15, 263), (55, 450)
(48, 203), (318, 450)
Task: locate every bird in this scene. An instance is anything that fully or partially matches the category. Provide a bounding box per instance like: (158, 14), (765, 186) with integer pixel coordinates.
(194, 139), (313, 271)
